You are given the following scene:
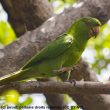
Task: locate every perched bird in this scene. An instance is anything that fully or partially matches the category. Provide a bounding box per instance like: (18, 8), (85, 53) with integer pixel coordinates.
(0, 17), (101, 85)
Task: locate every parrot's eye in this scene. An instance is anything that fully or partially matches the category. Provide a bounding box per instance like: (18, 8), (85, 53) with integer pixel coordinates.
(89, 26), (100, 38)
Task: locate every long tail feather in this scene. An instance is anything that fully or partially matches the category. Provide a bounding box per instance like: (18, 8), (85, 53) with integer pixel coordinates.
(0, 70), (28, 85)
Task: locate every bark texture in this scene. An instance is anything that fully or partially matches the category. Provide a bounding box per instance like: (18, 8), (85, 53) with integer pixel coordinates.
(1, 0), (53, 36)
(1, 80), (110, 94)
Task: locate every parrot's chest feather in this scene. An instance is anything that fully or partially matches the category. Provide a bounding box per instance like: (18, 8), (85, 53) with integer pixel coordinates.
(63, 41), (85, 67)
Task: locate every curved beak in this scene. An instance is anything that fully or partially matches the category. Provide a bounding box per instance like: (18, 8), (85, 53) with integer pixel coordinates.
(90, 26), (100, 38)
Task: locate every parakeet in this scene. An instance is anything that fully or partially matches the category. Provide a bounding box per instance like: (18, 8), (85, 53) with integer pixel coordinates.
(0, 17), (101, 85)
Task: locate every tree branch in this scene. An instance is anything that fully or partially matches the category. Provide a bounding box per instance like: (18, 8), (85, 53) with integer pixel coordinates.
(1, 81), (110, 94)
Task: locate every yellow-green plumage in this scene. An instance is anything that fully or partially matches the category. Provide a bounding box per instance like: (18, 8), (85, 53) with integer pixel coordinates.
(0, 17), (101, 85)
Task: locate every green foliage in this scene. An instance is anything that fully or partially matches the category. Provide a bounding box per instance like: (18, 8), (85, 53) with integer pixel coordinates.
(3, 89), (20, 104)
(19, 97), (33, 106)
(0, 21), (16, 46)
(0, 89), (32, 110)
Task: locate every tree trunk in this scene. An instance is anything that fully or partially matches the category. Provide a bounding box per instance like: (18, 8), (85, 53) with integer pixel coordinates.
(1, 0), (53, 36)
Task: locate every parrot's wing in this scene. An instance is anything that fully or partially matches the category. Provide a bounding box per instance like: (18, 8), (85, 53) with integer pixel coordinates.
(22, 34), (73, 69)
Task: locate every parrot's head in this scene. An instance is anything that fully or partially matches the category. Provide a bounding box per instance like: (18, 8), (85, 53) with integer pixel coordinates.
(81, 17), (101, 38)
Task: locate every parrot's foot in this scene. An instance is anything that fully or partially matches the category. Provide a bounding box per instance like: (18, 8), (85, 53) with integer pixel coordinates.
(53, 67), (73, 73)
(69, 79), (76, 86)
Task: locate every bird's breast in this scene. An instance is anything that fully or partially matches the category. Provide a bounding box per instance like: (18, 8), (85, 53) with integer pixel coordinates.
(62, 45), (83, 67)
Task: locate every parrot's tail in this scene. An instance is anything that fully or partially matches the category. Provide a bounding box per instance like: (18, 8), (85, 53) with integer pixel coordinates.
(0, 69), (30, 86)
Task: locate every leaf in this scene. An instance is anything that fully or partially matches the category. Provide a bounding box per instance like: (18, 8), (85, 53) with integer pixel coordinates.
(20, 97), (33, 106)
(2, 89), (20, 104)
(0, 21), (16, 45)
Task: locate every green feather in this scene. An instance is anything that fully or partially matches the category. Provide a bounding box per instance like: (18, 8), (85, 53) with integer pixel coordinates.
(0, 17), (101, 85)
(22, 34), (73, 69)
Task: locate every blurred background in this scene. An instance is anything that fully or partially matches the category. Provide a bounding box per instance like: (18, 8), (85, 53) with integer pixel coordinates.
(0, 0), (110, 110)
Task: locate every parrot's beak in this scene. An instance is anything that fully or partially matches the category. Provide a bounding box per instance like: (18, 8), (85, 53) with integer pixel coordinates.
(90, 26), (100, 38)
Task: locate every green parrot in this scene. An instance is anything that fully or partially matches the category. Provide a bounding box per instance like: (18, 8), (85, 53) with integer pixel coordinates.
(0, 17), (101, 85)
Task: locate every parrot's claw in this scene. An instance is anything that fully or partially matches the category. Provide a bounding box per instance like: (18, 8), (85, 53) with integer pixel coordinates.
(69, 79), (76, 86)
(53, 67), (73, 73)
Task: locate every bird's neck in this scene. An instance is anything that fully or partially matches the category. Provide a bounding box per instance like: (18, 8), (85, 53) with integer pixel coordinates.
(67, 21), (89, 49)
